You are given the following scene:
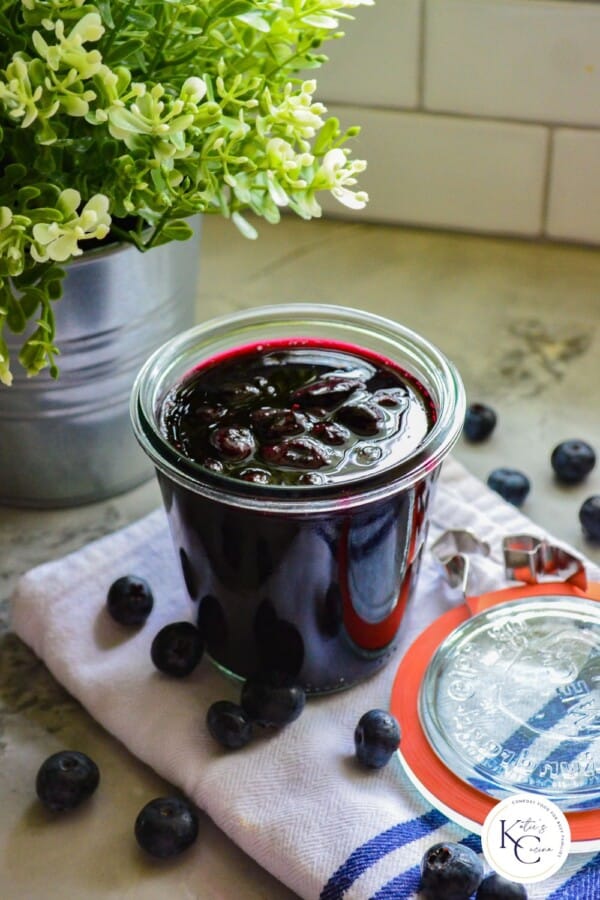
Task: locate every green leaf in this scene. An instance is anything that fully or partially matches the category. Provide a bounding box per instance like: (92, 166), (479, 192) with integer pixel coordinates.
(17, 186), (41, 204)
(214, 0), (255, 18)
(104, 38), (144, 64)
(161, 220), (194, 242)
(47, 278), (64, 302)
(236, 12), (270, 33)
(312, 117), (340, 156)
(6, 302), (26, 334)
(95, 0), (115, 29)
(20, 292), (40, 319)
(125, 9), (156, 29)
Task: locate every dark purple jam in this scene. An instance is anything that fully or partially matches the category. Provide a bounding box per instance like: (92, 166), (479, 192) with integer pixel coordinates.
(159, 340), (435, 487)
(157, 339), (439, 693)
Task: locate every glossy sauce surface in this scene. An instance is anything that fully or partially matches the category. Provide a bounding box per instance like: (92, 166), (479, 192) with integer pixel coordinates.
(160, 339), (435, 487)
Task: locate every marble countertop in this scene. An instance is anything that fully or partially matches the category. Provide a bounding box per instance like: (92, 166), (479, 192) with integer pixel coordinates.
(1, 216), (599, 898)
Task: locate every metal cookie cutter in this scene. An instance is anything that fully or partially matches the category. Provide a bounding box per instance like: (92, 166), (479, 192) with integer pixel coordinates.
(503, 533), (587, 590)
(431, 529), (588, 598)
(430, 528), (492, 600)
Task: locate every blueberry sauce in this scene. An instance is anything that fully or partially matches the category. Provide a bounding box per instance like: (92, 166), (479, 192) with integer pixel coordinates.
(157, 339), (440, 692)
(159, 340), (435, 487)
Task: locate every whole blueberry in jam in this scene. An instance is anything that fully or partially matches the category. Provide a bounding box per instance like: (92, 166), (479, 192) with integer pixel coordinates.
(551, 439), (596, 484)
(487, 468), (530, 507)
(420, 842), (484, 900)
(159, 342), (435, 487)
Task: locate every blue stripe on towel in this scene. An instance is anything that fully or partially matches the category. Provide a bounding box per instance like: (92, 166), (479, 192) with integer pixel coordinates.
(369, 833), (482, 900)
(320, 809), (447, 900)
(547, 853), (600, 900)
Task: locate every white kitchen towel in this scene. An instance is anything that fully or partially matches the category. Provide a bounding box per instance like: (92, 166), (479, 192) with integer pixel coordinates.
(10, 457), (600, 900)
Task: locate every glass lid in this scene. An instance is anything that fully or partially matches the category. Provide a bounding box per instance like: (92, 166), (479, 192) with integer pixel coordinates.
(418, 594), (600, 813)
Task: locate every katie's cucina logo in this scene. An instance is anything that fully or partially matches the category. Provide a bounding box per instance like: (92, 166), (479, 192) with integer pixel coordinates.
(482, 794), (570, 884)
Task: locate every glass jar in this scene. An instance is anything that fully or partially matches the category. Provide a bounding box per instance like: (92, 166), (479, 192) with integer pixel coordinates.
(131, 303), (465, 693)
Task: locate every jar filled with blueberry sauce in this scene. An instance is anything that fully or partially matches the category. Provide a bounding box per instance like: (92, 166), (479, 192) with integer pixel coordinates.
(131, 304), (465, 693)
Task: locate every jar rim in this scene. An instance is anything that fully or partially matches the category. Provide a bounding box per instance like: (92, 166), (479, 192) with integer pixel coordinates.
(130, 303), (465, 513)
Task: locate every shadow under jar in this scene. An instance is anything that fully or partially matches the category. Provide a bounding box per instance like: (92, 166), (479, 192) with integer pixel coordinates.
(131, 304), (464, 694)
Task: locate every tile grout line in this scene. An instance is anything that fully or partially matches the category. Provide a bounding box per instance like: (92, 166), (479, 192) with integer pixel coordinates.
(540, 126), (556, 238)
(324, 99), (600, 135)
(417, 0), (427, 110)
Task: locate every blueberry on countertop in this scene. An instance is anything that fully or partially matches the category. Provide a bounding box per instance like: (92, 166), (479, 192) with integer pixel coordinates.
(107, 574), (154, 626)
(36, 750), (100, 812)
(134, 796), (199, 858)
(420, 841), (484, 900)
(579, 495), (600, 542)
(150, 621), (204, 678)
(206, 700), (253, 750)
(551, 439), (596, 484)
(476, 872), (528, 899)
(241, 672), (306, 728)
(464, 403), (497, 442)
(487, 468), (530, 507)
(354, 709), (400, 769)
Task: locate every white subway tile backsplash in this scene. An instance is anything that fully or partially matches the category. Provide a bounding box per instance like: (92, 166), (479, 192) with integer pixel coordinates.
(546, 129), (600, 244)
(425, 0), (600, 127)
(315, 0), (422, 109)
(321, 107), (548, 236)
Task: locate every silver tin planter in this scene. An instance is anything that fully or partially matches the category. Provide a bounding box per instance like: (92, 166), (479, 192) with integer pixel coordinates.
(0, 217), (201, 507)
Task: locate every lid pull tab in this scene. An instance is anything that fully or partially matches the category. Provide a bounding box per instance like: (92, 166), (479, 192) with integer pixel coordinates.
(431, 529), (491, 600)
(503, 533), (587, 590)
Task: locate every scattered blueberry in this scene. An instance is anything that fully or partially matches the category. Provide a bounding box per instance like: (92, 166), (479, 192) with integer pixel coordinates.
(36, 750), (100, 812)
(420, 842), (484, 900)
(579, 495), (600, 541)
(476, 872), (528, 899)
(487, 468), (530, 506)
(551, 439), (596, 484)
(134, 796), (199, 858)
(464, 403), (497, 442)
(241, 672), (306, 728)
(206, 700), (253, 750)
(107, 575), (154, 626)
(150, 621), (204, 678)
(354, 709), (400, 769)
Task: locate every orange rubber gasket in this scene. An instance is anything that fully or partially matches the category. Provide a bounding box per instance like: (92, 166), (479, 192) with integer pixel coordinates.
(390, 580), (600, 845)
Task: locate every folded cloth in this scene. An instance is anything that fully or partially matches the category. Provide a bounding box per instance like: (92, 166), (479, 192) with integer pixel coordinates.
(11, 458), (600, 900)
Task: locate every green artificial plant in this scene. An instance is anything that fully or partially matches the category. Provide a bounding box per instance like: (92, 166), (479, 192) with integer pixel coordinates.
(0, 0), (372, 385)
